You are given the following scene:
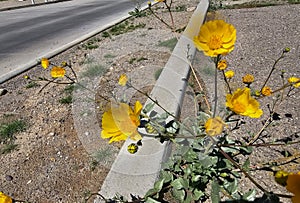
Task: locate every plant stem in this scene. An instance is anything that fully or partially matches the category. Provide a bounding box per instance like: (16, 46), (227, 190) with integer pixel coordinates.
(190, 64), (211, 111)
(213, 56), (220, 117)
(260, 51), (285, 92)
(218, 146), (268, 194)
(222, 70), (232, 94)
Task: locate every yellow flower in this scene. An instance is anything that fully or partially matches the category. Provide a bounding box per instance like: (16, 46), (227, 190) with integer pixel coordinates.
(101, 101), (143, 143)
(205, 116), (225, 136)
(127, 143), (138, 154)
(288, 77), (300, 88)
(0, 192), (12, 203)
(194, 20), (236, 57)
(41, 58), (50, 69)
(155, 0), (166, 2)
(261, 86), (272, 96)
(225, 70), (235, 79)
(217, 59), (227, 70)
(118, 74), (128, 86)
(61, 61), (68, 67)
(50, 66), (66, 78)
(274, 170), (290, 186)
(226, 87), (263, 118)
(242, 74), (254, 84)
(287, 172), (300, 203)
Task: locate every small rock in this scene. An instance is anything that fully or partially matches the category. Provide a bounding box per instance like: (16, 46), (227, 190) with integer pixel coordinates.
(5, 175), (13, 181)
(0, 88), (8, 96)
(187, 6), (196, 12)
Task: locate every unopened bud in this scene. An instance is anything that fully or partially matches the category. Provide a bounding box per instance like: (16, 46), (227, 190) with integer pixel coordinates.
(283, 47), (290, 53)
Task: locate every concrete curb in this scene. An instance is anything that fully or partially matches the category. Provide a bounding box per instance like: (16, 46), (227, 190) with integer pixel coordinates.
(97, 0), (209, 201)
(0, 1), (157, 84)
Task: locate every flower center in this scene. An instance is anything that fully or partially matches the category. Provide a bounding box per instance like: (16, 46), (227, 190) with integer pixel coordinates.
(208, 35), (222, 50)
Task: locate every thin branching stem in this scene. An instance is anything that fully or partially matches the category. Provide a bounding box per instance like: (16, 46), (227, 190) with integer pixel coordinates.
(190, 64), (211, 112)
(222, 69), (232, 94)
(260, 51), (286, 92)
(218, 146), (268, 194)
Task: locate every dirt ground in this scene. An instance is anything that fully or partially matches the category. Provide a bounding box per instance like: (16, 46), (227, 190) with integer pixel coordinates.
(0, 0), (299, 202)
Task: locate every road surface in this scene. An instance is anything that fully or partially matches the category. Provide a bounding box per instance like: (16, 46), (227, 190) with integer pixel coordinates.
(0, 0), (149, 83)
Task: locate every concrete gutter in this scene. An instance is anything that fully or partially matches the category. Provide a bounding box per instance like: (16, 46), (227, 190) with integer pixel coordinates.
(97, 0), (209, 201)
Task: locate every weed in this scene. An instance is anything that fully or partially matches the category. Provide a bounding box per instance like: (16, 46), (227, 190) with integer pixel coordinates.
(80, 57), (95, 65)
(0, 119), (26, 154)
(137, 57), (148, 62)
(129, 57), (137, 64)
(104, 54), (117, 59)
(91, 147), (114, 167)
(1, 143), (18, 154)
(106, 21), (146, 36)
(158, 37), (178, 51)
(64, 84), (76, 94)
(101, 31), (111, 38)
(128, 7), (148, 18)
(81, 64), (107, 78)
(25, 81), (40, 89)
(59, 95), (72, 104)
(202, 66), (215, 76)
(174, 4), (186, 12)
(288, 0), (300, 4)
(81, 38), (100, 50)
(0, 120), (26, 142)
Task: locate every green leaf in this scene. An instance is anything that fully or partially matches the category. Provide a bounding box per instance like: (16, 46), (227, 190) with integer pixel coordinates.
(144, 188), (159, 198)
(171, 189), (186, 202)
(159, 112), (169, 120)
(145, 197), (162, 203)
(191, 175), (201, 182)
(143, 102), (155, 113)
(242, 158), (251, 172)
(154, 178), (165, 191)
(193, 188), (204, 200)
(211, 179), (220, 203)
(160, 171), (173, 183)
(224, 178), (238, 194)
(183, 193), (193, 203)
(242, 189), (256, 201)
(170, 178), (189, 190)
(240, 146), (253, 154)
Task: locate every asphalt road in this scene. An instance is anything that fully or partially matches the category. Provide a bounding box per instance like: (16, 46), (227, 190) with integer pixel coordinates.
(0, 0), (149, 83)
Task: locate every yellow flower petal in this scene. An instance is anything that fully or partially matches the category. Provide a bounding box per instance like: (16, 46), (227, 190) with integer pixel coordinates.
(224, 70), (235, 79)
(226, 88), (263, 118)
(101, 101), (142, 143)
(118, 74), (128, 86)
(217, 59), (227, 70)
(242, 74), (255, 84)
(50, 66), (66, 78)
(288, 77), (300, 88)
(205, 116), (225, 136)
(261, 86), (272, 96)
(194, 20), (236, 57)
(0, 192), (12, 203)
(274, 170), (290, 186)
(41, 58), (49, 69)
(287, 172), (300, 203)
